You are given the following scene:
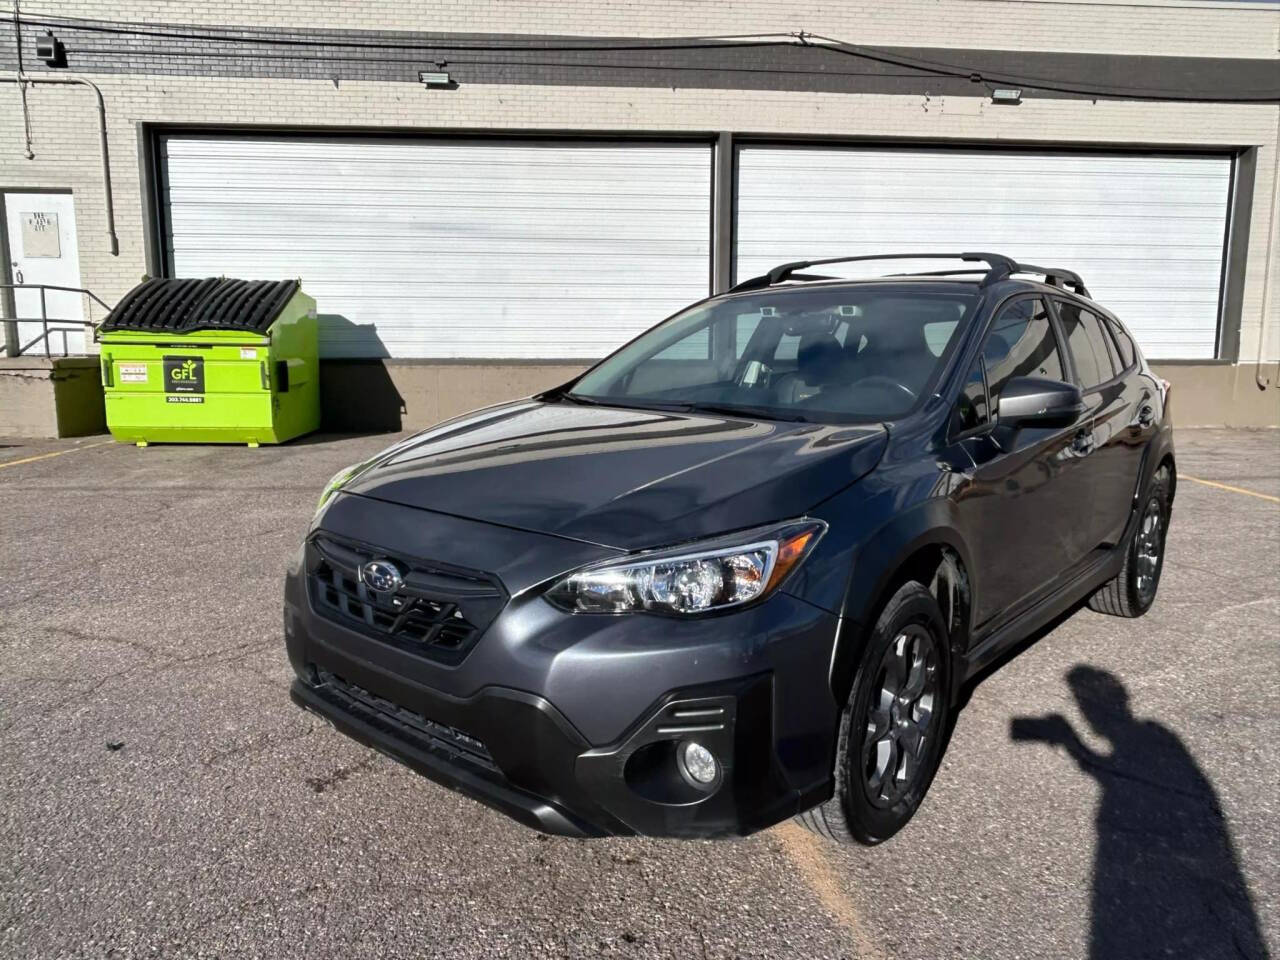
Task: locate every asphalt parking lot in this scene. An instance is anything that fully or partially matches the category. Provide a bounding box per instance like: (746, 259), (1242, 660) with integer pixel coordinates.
(1, 427), (1276, 959)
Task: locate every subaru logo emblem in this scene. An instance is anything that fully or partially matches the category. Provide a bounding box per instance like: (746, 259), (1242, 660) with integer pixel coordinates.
(360, 559), (403, 593)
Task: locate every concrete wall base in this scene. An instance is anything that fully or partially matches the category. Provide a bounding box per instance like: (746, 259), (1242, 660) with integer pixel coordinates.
(319, 359), (585, 431)
(0, 357), (106, 438)
(327, 359), (1279, 432)
(2, 358), (1273, 439)
(1150, 363), (1280, 428)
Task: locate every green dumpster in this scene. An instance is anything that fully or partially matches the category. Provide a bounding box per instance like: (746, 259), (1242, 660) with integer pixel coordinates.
(99, 278), (320, 446)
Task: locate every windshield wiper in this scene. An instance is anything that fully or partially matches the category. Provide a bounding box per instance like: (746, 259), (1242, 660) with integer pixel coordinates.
(558, 393), (689, 412)
(557, 394), (806, 422)
(555, 391), (604, 406)
(682, 402), (809, 423)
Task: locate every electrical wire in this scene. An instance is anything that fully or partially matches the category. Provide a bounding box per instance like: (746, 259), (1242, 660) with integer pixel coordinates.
(3, 11), (798, 54)
(4, 5), (798, 45)
(65, 44), (932, 81)
(804, 32), (1280, 103)
(3, 9), (1277, 103)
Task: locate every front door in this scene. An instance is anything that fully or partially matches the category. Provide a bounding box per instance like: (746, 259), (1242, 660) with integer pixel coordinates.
(3, 192), (84, 355)
(947, 296), (1096, 630)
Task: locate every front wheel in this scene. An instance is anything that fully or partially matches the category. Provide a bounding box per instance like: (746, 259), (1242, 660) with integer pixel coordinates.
(796, 581), (952, 845)
(1087, 464), (1172, 618)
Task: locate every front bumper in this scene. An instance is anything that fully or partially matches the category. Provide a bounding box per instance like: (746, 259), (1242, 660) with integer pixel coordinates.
(284, 500), (843, 838)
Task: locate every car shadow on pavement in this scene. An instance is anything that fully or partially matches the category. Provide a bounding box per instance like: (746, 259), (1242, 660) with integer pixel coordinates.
(1011, 666), (1270, 960)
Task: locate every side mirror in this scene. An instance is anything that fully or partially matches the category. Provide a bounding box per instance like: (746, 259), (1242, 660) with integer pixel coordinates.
(996, 376), (1085, 428)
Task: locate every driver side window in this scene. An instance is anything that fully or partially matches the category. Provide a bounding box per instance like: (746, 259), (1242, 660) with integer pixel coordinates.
(953, 298), (1065, 434)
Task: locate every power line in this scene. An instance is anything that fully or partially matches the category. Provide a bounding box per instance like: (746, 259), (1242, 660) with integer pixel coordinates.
(3, 9), (1277, 103)
(804, 33), (1280, 103)
(5, 11), (797, 54)
(64, 44), (932, 81)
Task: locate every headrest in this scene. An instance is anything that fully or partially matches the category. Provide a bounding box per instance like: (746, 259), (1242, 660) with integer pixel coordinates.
(797, 332), (844, 385)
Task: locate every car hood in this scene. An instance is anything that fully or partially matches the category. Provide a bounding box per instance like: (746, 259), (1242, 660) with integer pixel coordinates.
(343, 400), (887, 550)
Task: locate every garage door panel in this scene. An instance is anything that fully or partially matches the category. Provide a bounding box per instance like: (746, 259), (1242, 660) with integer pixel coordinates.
(167, 250), (708, 278)
(736, 146), (1231, 360)
(163, 137), (711, 359)
(314, 298), (683, 359)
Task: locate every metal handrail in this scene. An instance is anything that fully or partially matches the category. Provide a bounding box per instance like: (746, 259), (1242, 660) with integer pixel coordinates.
(0, 282), (111, 359)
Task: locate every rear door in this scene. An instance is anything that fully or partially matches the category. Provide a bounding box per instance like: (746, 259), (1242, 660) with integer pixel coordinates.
(1054, 299), (1150, 549)
(3, 192), (85, 355)
(948, 295), (1095, 628)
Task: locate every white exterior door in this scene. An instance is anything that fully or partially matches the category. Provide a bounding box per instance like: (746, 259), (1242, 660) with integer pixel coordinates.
(735, 147), (1233, 360)
(3, 192), (85, 355)
(161, 137), (713, 360)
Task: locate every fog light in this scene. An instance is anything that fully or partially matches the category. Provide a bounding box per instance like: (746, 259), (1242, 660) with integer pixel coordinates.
(679, 741), (718, 785)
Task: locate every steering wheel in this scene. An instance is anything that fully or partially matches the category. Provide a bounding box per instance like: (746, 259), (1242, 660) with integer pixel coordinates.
(855, 376), (917, 400)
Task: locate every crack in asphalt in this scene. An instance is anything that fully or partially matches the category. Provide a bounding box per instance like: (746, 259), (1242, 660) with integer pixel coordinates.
(200, 723), (317, 768)
(304, 754), (378, 794)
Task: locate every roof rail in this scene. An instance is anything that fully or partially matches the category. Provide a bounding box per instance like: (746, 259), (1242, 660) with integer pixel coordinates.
(728, 252), (1018, 293)
(1012, 263), (1090, 298)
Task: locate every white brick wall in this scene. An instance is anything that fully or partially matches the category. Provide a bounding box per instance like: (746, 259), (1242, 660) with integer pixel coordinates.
(27, 0), (1280, 58)
(2, 71), (1275, 362)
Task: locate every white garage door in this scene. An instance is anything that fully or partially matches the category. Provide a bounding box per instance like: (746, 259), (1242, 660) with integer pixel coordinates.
(162, 137), (712, 359)
(736, 147), (1233, 360)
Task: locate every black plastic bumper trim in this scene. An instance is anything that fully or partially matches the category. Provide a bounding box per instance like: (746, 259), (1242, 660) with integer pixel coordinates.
(290, 678), (605, 838)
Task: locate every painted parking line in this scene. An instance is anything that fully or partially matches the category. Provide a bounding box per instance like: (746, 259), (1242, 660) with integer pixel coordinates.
(0, 439), (114, 470)
(1181, 474), (1280, 504)
(775, 822), (875, 956)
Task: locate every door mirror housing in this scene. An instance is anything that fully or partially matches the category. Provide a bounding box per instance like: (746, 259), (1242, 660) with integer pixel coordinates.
(996, 376), (1085, 428)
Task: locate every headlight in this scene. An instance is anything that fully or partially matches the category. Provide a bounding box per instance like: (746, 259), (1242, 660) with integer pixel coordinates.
(546, 519), (825, 615)
(314, 460), (372, 517)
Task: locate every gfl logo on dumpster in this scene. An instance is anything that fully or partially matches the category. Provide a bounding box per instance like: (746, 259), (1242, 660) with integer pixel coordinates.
(171, 359), (199, 382)
(164, 355), (204, 393)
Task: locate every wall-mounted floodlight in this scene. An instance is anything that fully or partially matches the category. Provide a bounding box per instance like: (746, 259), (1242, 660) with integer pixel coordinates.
(36, 31), (66, 68)
(419, 71), (453, 88)
(990, 87), (1023, 105)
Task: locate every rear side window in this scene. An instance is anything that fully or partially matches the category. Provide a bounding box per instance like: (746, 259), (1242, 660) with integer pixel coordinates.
(1058, 302), (1118, 389)
(953, 297), (1065, 433)
(1106, 316), (1137, 369)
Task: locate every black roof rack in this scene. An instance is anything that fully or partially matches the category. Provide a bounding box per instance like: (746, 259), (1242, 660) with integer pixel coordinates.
(100, 277), (299, 334)
(728, 252), (1089, 298)
(728, 252), (1017, 293)
(1012, 264), (1090, 297)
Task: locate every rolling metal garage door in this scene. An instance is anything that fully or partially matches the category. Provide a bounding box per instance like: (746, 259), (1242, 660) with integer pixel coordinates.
(161, 137), (712, 359)
(736, 147), (1233, 360)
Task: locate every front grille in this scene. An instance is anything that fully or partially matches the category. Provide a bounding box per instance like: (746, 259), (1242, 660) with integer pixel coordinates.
(317, 668), (497, 771)
(306, 534), (506, 665)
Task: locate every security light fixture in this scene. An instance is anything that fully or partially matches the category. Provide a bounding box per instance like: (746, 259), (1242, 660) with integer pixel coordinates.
(991, 87), (1023, 105)
(36, 31), (66, 68)
(419, 71), (453, 88)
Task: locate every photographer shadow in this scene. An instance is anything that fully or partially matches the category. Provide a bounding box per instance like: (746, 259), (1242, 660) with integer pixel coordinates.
(1011, 666), (1269, 960)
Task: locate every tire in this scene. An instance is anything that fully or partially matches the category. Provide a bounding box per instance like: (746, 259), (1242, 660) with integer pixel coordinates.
(1087, 464), (1172, 618)
(796, 581), (952, 845)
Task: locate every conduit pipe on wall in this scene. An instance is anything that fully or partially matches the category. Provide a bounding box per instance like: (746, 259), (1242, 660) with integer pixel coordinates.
(0, 74), (120, 256)
(11, 2), (33, 158)
(1255, 110), (1280, 390)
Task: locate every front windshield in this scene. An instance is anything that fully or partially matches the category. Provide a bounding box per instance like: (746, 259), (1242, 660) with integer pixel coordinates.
(568, 284), (978, 423)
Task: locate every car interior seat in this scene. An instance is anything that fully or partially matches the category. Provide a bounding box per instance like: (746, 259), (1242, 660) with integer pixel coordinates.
(773, 331), (844, 404)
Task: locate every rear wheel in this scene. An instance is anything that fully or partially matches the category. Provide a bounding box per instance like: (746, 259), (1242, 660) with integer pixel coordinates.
(1088, 464), (1172, 618)
(796, 581), (951, 845)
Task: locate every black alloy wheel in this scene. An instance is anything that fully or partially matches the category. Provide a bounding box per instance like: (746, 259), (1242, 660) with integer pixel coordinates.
(1133, 497), (1164, 607)
(795, 581), (952, 845)
(862, 626), (941, 809)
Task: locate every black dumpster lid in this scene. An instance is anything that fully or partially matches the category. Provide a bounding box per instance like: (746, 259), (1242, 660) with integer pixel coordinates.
(100, 277), (299, 334)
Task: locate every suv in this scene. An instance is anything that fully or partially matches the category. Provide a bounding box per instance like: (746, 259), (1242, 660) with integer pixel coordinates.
(285, 252), (1174, 844)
